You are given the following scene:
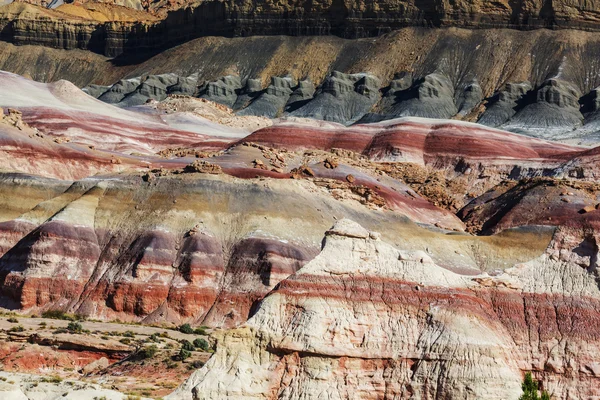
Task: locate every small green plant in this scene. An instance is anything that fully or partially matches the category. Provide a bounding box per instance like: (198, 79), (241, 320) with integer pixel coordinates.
(158, 331), (170, 338)
(39, 321), (47, 327)
(122, 330), (135, 338)
(138, 344), (158, 359)
(148, 333), (162, 342)
(66, 322), (83, 334)
(176, 348), (191, 361)
(193, 338), (210, 351)
(180, 340), (195, 352)
(8, 325), (25, 332)
(519, 372), (551, 400)
(119, 338), (131, 345)
(191, 360), (204, 369)
(124, 396), (141, 400)
(7, 317), (18, 323)
(178, 324), (194, 334)
(53, 328), (69, 334)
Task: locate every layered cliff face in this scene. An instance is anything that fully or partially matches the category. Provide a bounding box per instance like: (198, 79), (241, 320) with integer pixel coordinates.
(169, 220), (600, 400)
(7, 0), (600, 59)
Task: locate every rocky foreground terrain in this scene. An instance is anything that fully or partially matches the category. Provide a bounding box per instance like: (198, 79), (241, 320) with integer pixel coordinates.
(0, 69), (599, 398)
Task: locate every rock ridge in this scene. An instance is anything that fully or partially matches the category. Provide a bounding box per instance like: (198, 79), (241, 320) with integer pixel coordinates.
(8, 0), (600, 58)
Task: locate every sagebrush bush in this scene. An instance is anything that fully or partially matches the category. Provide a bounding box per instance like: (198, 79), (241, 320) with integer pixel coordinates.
(178, 324), (194, 334)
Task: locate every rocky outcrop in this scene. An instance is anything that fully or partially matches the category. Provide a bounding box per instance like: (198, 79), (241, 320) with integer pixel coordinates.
(200, 76), (242, 109)
(287, 72), (381, 124)
(237, 77), (295, 118)
(456, 79), (483, 117)
(502, 79), (584, 136)
(478, 81), (532, 127)
(7, 330), (131, 353)
(369, 72), (458, 121)
(94, 74), (198, 106)
(169, 220), (600, 399)
(5, 99), (591, 326)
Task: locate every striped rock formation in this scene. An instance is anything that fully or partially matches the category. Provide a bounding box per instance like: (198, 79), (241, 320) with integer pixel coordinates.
(169, 219), (600, 399)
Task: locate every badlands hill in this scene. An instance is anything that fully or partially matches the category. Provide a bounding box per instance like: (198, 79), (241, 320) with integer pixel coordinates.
(1, 0), (600, 396)
(0, 1), (599, 143)
(0, 71), (598, 398)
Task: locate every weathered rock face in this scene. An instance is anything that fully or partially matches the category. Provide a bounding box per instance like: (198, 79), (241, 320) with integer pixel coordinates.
(501, 79), (584, 136)
(288, 71), (381, 124)
(9, 0), (600, 59)
(238, 76), (294, 118)
(168, 220), (600, 400)
(478, 81), (532, 127)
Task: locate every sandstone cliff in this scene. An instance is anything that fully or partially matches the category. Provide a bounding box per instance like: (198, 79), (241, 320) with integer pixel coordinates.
(5, 0), (600, 58)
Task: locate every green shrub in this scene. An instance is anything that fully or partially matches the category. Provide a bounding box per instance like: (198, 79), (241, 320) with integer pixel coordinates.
(148, 333), (161, 342)
(7, 317), (18, 323)
(178, 324), (194, 334)
(66, 322), (83, 334)
(8, 325), (25, 332)
(520, 372), (551, 400)
(119, 338), (131, 345)
(193, 338), (210, 351)
(138, 345), (158, 359)
(176, 348), (191, 361)
(122, 330), (135, 338)
(180, 340), (195, 351)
